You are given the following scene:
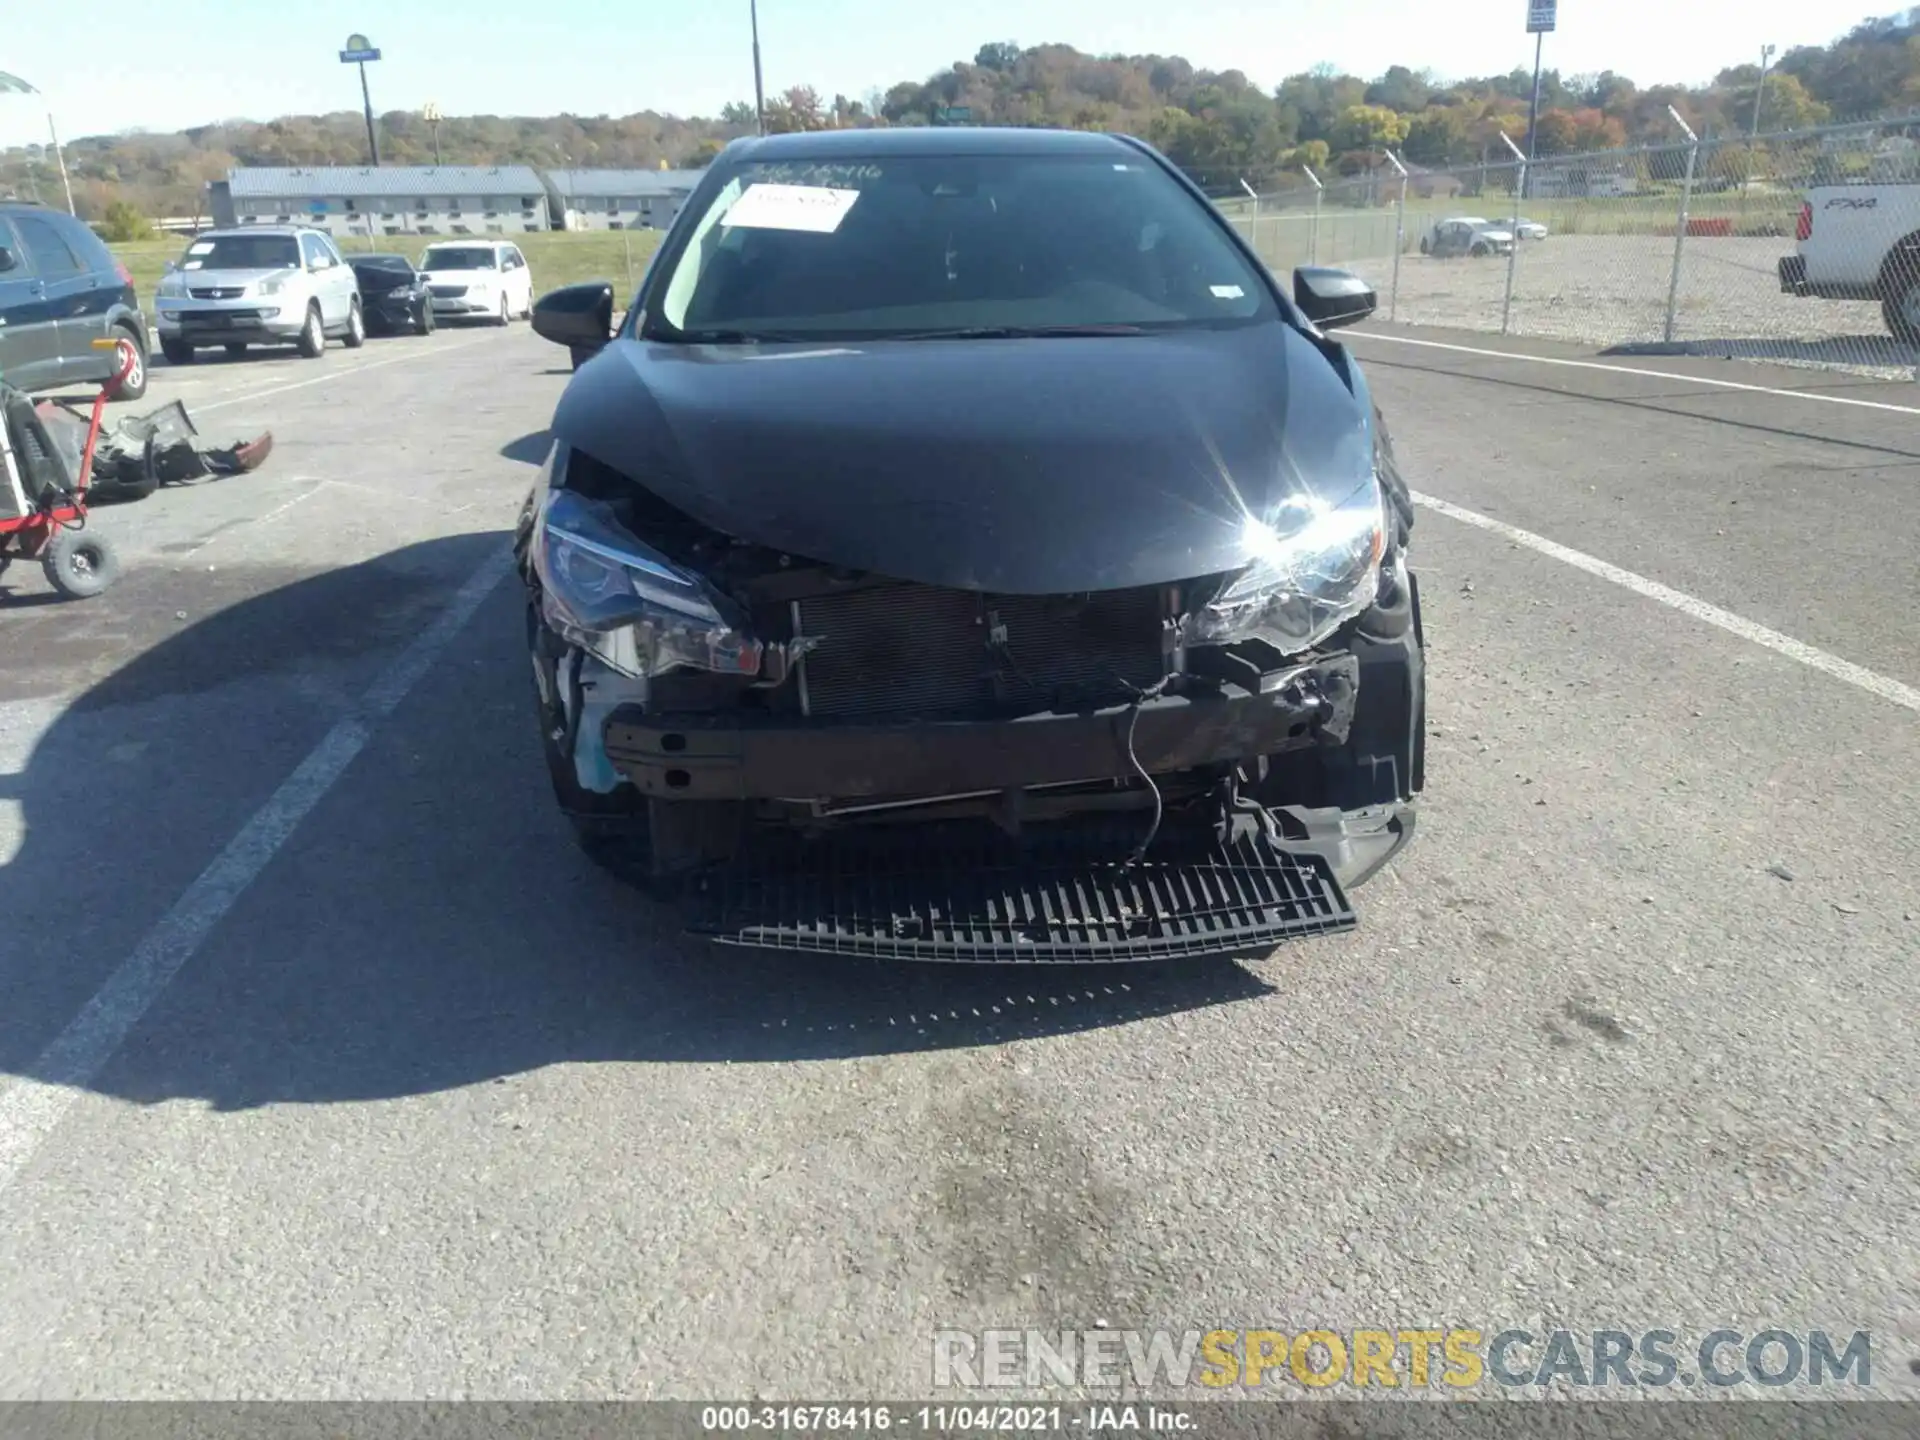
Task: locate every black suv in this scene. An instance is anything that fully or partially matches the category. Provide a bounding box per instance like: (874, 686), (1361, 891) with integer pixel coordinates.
(0, 202), (150, 400)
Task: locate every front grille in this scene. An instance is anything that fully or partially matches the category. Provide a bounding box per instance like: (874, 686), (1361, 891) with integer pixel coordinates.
(686, 824), (1356, 963)
(188, 287), (244, 299)
(428, 284), (467, 298)
(794, 582), (1172, 720)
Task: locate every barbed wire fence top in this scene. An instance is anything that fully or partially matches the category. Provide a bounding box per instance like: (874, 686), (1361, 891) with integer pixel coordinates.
(1200, 109), (1920, 378)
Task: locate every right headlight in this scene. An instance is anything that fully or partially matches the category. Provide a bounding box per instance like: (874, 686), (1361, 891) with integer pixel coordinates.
(156, 273), (186, 298)
(530, 485), (766, 679)
(1180, 476), (1388, 656)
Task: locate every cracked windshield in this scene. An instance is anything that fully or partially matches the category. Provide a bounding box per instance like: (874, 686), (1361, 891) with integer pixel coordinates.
(0, 0), (1914, 1431)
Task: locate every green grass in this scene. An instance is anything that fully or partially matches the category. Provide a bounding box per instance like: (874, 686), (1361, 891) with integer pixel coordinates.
(110, 229), (665, 310)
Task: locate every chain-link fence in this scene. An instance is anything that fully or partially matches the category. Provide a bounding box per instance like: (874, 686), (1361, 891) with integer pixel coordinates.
(1213, 113), (1920, 377)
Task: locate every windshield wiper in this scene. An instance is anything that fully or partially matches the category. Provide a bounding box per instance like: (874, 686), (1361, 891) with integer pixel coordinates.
(890, 324), (1148, 340)
(653, 327), (812, 345)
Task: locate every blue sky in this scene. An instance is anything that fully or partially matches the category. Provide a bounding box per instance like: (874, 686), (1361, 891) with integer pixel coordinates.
(1, 0), (1867, 143)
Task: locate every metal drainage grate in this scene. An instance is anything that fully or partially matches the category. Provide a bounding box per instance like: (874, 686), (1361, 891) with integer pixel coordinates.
(685, 829), (1356, 963)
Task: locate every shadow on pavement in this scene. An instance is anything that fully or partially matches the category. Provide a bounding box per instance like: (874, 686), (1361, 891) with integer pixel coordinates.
(1, 535), (1278, 1109)
(1602, 334), (1919, 373)
(501, 430), (552, 464)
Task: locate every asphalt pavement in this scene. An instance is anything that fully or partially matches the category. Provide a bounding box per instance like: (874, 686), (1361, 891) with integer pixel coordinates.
(0, 320), (1914, 1400)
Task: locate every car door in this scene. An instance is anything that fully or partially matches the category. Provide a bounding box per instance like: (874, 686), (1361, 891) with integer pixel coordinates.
(9, 212), (93, 384)
(0, 216), (60, 389)
(507, 244), (531, 312)
(321, 233), (358, 319)
(299, 232), (338, 325)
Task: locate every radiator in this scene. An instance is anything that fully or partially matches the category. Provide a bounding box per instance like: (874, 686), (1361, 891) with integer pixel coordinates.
(794, 582), (1174, 720)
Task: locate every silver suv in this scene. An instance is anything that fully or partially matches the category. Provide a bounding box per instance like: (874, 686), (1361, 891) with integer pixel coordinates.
(154, 226), (364, 363)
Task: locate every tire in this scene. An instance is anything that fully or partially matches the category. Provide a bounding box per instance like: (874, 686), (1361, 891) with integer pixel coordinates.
(1470, 243), (1489, 257)
(224, 342), (249, 358)
(160, 337), (194, 366)
(342, 298), (366, 349)
(1881, 253), (1920, 343)
(110, 324), (149, 401)
(1418, 236), (1430, 255)
(495, 294), (511, 327)
(416, 304), (436, 336)
(295, 303), (325, 358)
(42, 527), (119, 599)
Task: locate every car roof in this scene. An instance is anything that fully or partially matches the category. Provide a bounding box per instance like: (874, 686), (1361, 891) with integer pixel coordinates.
(725, 125), (1144, 163)
(192, 226), (312, 238)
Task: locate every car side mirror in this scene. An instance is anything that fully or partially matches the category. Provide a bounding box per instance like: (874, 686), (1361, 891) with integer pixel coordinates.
(532, 281), (616, 358)
(1292, 266), (1376, 332)
(0, 245), (15, 273)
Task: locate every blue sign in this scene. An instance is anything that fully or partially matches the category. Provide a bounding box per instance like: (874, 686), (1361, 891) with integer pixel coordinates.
(340, 47), (381, 62)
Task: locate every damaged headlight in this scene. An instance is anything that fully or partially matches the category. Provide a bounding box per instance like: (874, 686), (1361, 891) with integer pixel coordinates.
(530, 488), (768, 679)
(1181, 476), (1387, 655)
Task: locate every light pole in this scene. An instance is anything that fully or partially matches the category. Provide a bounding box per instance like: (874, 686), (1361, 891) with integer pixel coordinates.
(339, 33), (383, 165)
(750, 0), (766, 135)
(1522, 0), (1556, 201)
(1749, 44), (1776, 141)
(423, 100), (443, 166)
(0, 71), (75, 214)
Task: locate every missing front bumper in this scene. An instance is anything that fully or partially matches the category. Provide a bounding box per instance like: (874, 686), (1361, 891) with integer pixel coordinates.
(602, 656), (1360, 803)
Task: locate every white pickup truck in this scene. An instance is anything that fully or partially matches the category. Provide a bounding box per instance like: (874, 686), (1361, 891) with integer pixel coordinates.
(1778, 183), (1920, 340)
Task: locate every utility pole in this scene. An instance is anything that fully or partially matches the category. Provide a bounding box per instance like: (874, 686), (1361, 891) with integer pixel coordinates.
(1749, 44), (1776, 141)
(339, 34), (383, 165)
(750, 0), (767, 134)
(423, 100), (443, 166)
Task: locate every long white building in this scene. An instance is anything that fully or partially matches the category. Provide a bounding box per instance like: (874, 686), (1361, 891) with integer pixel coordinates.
(208, 165), (553, 238)
(543, 168), (705, 231)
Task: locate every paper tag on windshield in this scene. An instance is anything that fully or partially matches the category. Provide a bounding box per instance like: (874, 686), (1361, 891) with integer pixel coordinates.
(721, 183), (861, 234)
(1211, 284), (1245, 299)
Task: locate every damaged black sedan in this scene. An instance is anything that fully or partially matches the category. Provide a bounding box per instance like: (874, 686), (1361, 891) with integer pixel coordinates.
(516, 126), (1424, 962)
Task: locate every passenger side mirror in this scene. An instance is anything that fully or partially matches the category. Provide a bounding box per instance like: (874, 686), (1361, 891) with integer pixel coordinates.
(532, 281), (616, 359)
(1292, 266), (1376, 332)
(0, 245), (15, 273)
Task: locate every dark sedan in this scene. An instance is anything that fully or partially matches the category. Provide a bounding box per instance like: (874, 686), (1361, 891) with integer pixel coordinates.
(517, 126), (1424, 963)
(346, 254), (434, 335)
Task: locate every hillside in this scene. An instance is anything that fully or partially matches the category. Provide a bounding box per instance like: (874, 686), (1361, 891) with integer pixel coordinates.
(7, 8), (1920, 221)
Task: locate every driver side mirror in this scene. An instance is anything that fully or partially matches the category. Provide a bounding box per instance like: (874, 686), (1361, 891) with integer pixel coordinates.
(0, 245), (15, 273)
(532, 281), (616, 366)
(1292, 266), (1377, 332)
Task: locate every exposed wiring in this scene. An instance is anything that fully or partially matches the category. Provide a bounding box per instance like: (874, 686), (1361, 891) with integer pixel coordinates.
(1113, 674), (1171, 867)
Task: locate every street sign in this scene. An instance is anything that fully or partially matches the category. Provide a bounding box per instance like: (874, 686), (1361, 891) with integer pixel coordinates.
(1526, 0), (1556, 33)
(932, 105), (971, 125)
(340, 46), (381, 62)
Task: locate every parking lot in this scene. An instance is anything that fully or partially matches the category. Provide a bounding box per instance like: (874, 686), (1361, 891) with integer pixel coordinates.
(1, 319), (1916, 1397)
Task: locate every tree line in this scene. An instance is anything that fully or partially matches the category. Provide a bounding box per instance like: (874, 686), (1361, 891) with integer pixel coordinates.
(4, 8), (1918, 221)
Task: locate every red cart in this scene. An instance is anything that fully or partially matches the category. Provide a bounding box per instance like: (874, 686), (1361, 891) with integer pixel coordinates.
(0, 336), (140, 600)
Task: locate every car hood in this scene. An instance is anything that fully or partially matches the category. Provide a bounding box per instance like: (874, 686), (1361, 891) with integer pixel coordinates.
(175, 267), (298, 289)
(549, 323), (1375, 594)
(353, 267), (417, 293)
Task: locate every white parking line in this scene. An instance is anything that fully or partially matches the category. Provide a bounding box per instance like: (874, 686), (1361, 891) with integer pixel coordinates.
(1349, 331), (1920, 416)
(194, 331), (504, 415)
(1415, 490), (1920, 715)
(0, 545), (516, 1197)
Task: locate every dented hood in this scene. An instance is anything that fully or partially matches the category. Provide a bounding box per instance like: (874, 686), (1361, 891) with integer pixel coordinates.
(549, 323), (1374, 594)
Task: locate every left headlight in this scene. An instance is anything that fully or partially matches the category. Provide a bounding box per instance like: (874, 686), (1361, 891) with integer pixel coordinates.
(255, 274), (289, 296)
(1181, 475), (1387, 656)
(530, 485), (766, 678)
